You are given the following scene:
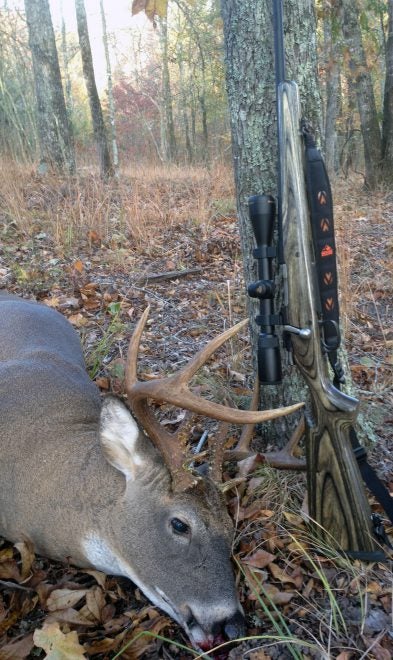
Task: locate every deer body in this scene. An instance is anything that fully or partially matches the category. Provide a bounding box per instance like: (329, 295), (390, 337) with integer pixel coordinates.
(0, 293), (244, 649)
(0, 293), (303, 649)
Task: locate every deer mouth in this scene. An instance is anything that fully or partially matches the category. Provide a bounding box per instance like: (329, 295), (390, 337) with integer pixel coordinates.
(185, 615), (217, 651)
(154, 588), (244, 652)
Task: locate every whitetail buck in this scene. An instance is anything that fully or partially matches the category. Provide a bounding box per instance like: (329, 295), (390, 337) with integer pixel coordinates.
(0, 292), (303, 650)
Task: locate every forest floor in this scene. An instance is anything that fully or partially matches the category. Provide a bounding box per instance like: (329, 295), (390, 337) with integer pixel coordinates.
(0, 162), (392, 659)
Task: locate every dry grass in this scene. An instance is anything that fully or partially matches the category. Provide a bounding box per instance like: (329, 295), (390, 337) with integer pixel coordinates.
(0, 160), (392, 659)
(0, 159), (236, 252)
(334, 176), (393, 404)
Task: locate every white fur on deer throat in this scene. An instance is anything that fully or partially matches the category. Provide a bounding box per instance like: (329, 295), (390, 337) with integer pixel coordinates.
(82, 533), (180, 624)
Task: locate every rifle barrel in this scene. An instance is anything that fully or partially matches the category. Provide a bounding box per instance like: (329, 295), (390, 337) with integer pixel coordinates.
(273, 0), (286, 87)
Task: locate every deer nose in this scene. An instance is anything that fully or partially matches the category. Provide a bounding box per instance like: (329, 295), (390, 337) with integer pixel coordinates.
(212, 610), (246, 641)
(224, 610), (246, 640)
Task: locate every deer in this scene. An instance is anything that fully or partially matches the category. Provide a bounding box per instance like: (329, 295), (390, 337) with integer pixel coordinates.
(0, 292), (304, 651)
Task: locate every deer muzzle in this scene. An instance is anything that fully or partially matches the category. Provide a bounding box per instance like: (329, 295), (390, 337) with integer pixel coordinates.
(185, 606), (246, 651)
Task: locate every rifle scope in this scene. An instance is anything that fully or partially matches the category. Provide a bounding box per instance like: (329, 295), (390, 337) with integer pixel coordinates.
(248, 194), (282, 384)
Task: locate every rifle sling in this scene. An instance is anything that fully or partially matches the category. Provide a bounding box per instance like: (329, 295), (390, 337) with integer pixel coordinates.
(350, 428), (393, 532)
(302, 127), (393, 538)
(302, 126), (343, 387)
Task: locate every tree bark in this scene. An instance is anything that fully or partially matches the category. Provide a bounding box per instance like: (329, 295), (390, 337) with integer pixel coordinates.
(177, 42), (193, 162)
(220, 0), (321, 444)
(24, 0), (75, 173)
(341, 0), (382, 188)
(99, 0), (119, 176)
(159, 16), (177, 162)
(75, 0), (112, 178)
(323, 5), (340, 176)
(382, 0), (393, 181)
(59, 0), (73, 126)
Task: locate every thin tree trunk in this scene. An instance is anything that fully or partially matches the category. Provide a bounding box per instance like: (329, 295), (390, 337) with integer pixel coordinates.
(177, 44), (193, 162)
(99, 0), (119, 177)
(159, 16), (177, 162)
(341, 0), (382, 188)
(174, 0), (209, 159)
(382, 0), (393, 181)
(340, 77), (358, 178)
(323, 6), (340, 175)
(59, 0), (73, 125)
(75, 0), (112, 178)
(221, 0), (321, 444)
(24, 0), (75, 174)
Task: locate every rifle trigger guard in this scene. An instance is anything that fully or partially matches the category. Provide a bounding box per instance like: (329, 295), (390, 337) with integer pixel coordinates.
(319, 319), (341, 352)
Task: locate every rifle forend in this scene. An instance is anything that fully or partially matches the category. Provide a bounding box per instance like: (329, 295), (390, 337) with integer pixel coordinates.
(277, 81), (383, 559)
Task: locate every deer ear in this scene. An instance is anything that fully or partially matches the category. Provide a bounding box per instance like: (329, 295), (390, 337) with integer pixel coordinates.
(99, 396), (144, 480)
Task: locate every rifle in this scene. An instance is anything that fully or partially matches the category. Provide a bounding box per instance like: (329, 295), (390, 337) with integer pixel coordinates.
(248, 0), (391, 560)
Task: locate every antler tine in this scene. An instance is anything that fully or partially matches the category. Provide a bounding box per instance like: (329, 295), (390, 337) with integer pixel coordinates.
(209, 421), (231, 484)
(175, 318), (249, 383)
(126, 312), (304, 424)
(234, 376), (260, 454)
(126, 306), (197, 491)
(125, 305), (151, 388)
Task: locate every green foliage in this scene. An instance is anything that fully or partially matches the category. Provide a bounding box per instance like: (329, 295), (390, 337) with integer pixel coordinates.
(85, 304), (126, 379)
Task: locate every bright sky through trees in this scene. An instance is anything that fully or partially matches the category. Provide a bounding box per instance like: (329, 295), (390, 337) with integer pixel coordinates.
(9, 0), (150, 89)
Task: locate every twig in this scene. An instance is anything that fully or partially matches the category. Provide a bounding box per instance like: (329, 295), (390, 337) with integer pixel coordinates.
(135, 267), (202, 283)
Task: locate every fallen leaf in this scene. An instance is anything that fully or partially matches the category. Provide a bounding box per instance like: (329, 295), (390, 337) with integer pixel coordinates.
(261, 584), (296, 605)
(0, 559), (20, 581)
(283, 511), (304, 527)
(268, 563), (303, 588)
(0, 632), (35, 658)
(68, 313), (88, 327)
(235, 499), (271, 521)
(242, 549), (276, 569)
(14, 539), (35, 581)
(85, 586), (106, 622)
(94, 376), (110, 390)
(336, 651), (353, 660)
(73, 260), (84, 273)
(33, 621), (86, 658)
(46, 588), (88, 612)
(46, 607), (96, 627)
(361, 637), (391, 660)
(82, 569), (106, 589)
(237, 454), (265, 478)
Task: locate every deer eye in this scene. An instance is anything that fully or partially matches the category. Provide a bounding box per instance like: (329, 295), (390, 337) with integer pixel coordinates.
(170, 518), (190, 535)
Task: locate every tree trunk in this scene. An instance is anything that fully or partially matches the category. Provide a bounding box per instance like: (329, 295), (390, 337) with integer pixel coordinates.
(341, 0), (382, 189)
(75, 0), (112, 178)
(24, 0), (75, 174)
(177, 42), (193, 163)
(382, 0), (393, 181)
(99, 0), (119, 177)
(220, 0), (321, 444)
(59, 0), (73, 126)
(323, 5), (340, 176)
(159, 16), (177, 162)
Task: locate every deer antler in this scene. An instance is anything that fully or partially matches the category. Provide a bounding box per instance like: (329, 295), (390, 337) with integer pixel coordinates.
(224, 378), (306, 470)
(125, 308), (304, 491)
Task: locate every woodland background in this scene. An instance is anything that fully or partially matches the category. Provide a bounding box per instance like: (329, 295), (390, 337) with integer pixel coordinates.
(0, 0), (392, 180)
(0, 0), (392, 659)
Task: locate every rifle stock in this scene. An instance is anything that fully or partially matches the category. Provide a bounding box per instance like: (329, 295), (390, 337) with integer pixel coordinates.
(278, 81), (382, 558)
